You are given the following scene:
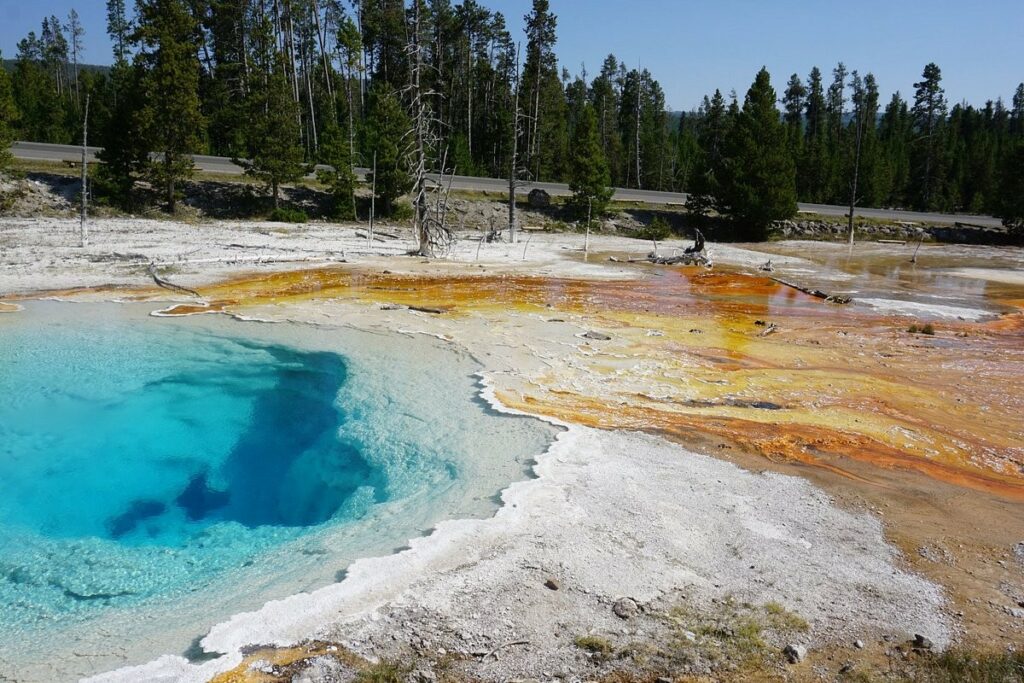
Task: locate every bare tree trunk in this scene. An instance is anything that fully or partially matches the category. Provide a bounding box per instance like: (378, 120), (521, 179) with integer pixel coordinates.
(369, 151), (376, 244)
(466, 31), (473, 160)
(848, 94), (866, 245)
(635, 64), (642, 190)
(80, 95), (89, 247)
(508, 44), (521, 243)
(411, 1), (429, 255)
(311, 0), (333, 103)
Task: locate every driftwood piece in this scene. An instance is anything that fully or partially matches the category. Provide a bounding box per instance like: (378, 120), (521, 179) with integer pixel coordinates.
(478, 640), (530, 661)
(380, 303), (446, 314)
(770, 276), (851, 304)
(647, 252), (711, 266)
(148, 263), (202, 298)
(355, 231), (388, 243)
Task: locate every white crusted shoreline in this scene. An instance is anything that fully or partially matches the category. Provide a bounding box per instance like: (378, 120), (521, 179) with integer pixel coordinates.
(87, 421), (950, 682)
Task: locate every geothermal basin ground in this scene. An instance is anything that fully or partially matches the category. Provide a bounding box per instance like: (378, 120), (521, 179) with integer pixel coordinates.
(0, 217), (1022, 682)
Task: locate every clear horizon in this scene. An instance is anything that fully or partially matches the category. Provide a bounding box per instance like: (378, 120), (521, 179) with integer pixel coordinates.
(2, 0), (1022, 111)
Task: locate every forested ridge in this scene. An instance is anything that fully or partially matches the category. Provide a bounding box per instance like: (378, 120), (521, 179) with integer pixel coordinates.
(0, 0), (1021, 230)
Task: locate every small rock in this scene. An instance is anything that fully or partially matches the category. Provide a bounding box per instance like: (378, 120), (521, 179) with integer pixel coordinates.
(783, 643), (807, 664)
(414, 670), (437, 683)
(913, 634), (933, 650)
(612, 597), (639, 620)
(839, 662), (854, 675)
(544, 577), (561, 591)
(680, 630), (697, 642)
(655, 677), (672, 683)
(854, 639), (865, 649)
(1007, 607), (1024, 619)
(581, 331), (612, 341)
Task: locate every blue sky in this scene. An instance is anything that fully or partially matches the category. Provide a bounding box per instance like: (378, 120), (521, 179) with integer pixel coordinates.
(2, 0), (1022, 111)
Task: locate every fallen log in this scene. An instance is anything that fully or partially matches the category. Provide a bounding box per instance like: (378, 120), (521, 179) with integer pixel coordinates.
(355, 231), (387, 243)
(148, 263), (202, 298)
(770, 276), (851, 304)
(647, 252), (711, 266)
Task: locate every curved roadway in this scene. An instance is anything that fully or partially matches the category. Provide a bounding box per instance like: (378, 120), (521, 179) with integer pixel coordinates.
(10, 141), (1003, 228)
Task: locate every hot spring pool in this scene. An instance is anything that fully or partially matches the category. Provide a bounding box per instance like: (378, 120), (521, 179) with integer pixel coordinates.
(0, 302), (559, 682)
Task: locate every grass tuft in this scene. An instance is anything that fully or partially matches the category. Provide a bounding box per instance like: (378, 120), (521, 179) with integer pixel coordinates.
(575, 635), (615, 657)
(355, 660), (405, 683)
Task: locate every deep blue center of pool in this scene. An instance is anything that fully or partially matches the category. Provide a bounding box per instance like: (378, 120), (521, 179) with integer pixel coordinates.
(0, 317), (382, 547)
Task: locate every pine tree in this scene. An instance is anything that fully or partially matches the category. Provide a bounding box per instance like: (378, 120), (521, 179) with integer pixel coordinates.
(910, 62), (947, 210)
(686, 89), (729, 219)
(800, 66), (828, 201)
(782, 73), (806, 157)
(95, 61), (146, 206)
(521, 0), (561, 180)
(237, 12), (306, 210)
(107, 0), (131, 64)
(1012, 83), (1024, 137)
(319, 116), (357, 219)
(0, 52), (17, 171)
(567, 103), (612, 219)
(363, 85), (411, 215)
(134, 0), (204, 213)
(824, 62), (848, 201)
(856, 73), (884, 206)
(995, 141), (1024, 234)
(718, 67), (797, 236)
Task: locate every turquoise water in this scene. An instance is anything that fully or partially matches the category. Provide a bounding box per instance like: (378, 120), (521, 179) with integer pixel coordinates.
(0, 303), (558, 682)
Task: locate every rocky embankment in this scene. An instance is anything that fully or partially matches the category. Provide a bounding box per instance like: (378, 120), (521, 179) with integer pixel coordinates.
(771, 218), (1018, 245)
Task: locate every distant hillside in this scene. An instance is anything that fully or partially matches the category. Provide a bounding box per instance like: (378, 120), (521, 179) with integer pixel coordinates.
(2, 60), (111, 77)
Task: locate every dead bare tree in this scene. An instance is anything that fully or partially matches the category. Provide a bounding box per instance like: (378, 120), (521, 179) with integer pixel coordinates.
(405, 0), (455, 257)
(79, 95), (90, 247)
(847, 71), (866, 245)
(508, 43), (524, 244)
(634, 62), (642, 190)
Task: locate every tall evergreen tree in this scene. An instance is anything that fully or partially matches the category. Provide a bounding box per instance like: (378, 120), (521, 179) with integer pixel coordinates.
(800, 66), (828, 201)
(319, 115), (357, 219)
(107, 0), (131, 64)
(782, 73), (806, 157)
(363, 85), (411, 215)
(0, 52), (17, 171)
(686, 89), (729, 219)
(236, 12), (306, 210)
(909, 62), (948, 210)
(995, 141), (1024, 234)
(133, 0), (204, 212)
(95, 61), (146, 206)
(521, 0), (563, 180)
(718, 68), (797, 236)
(567, 103), (612, 219)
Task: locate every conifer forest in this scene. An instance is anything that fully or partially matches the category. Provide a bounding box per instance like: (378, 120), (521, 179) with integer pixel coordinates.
(1, 0), (1021, 230)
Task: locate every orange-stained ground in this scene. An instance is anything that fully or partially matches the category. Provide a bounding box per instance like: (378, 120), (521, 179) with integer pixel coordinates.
(155, 265), (1024, 499)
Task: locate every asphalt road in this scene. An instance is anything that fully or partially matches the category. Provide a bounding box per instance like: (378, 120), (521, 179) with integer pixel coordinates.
(10, 141), (1004, 227)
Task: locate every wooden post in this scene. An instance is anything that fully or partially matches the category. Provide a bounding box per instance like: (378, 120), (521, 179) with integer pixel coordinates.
(584, 197), (592, 259)
(80, 94), (90, 248)
(369, 151), (376, 247)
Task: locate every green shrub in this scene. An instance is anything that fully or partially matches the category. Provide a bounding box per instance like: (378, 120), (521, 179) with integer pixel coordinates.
(636, 216), (672, 241)
(268, 207), (308, 223)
